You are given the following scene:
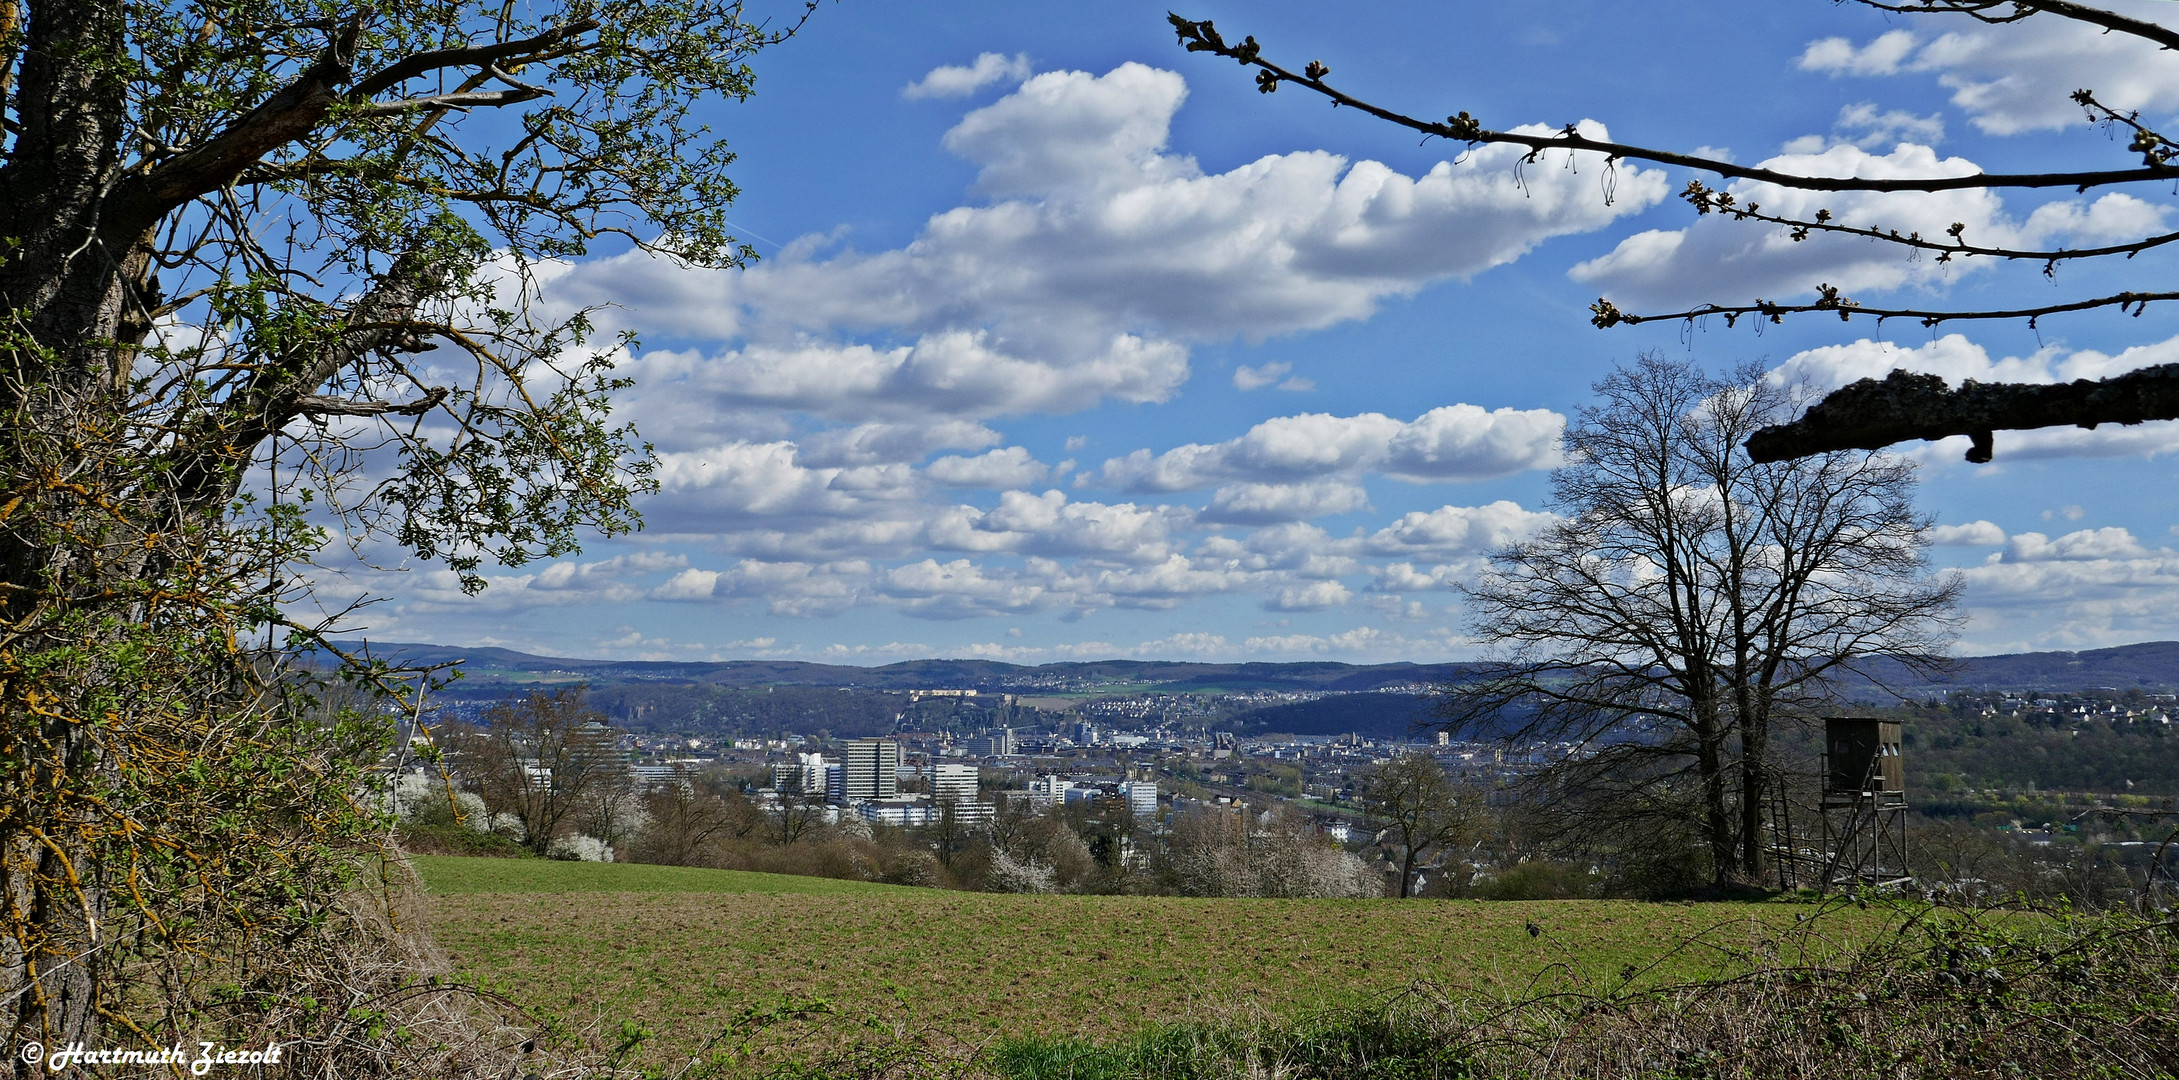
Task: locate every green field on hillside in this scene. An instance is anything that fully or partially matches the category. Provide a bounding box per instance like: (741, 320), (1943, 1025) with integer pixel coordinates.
(417, 856), (1882, 1074)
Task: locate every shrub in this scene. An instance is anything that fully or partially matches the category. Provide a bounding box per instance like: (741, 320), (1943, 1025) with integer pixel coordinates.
(547, 834), (614, 862)
(1471, 860), (1602, 901)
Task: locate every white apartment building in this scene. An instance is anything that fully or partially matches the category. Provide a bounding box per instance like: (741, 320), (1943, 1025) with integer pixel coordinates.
(771, 752), (829, 795)
(840, 738), (901, 803)
(1118, 779), (1157, 819)
(931, 762), (979, 805)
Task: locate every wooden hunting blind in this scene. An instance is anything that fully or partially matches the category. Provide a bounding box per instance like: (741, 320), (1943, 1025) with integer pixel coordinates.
(1823, 718), (1904, 798)
(1771, 717), (1911, 893)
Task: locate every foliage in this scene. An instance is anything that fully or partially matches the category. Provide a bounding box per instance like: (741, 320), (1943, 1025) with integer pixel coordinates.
(627, 771), (765, 866)
(985, 849), (1060, 895)
(1470, 860), (1604, 902)
(1898, 692), (2179, 795)
(0, 436), (407, 1064)
(412, 854), (900, 896)
(1162, 805), (1381, 899)
(0, 0), (810, 1056)
(1169, 4), (2179, 461)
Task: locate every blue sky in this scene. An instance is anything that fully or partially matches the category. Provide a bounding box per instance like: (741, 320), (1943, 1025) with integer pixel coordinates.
(322, 0), (2179, 663)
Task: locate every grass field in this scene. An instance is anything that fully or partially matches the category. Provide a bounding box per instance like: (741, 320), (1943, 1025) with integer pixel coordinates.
(414, 856), (1883, 1074)
(412, 855), (905, 896)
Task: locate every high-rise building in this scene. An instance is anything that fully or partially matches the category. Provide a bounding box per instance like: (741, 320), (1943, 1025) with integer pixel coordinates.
(1119, 780), (1157, 819)
(931, 763), (979, 805)
(824, 763), (845, 805)
(840, 738), (901, 803)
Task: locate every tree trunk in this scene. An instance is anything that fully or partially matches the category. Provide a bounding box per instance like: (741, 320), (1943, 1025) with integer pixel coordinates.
(1694, 710), (1737, 885)
(1738, 713), (1770, 883)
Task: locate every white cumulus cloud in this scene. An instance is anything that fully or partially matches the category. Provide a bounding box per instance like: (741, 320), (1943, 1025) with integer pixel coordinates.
(1201, 481), (1370, 525)
(1958, 535), (2179, 651)
(547, 63), (1666, 440)
(903, 52), (1032, 100)
(1267, 579), (1353, 612)
(1100, 406), (1563, 492)
(1925, 520), (2006, 546)
(927, 446), (1051, 488)
(1800, 6), (2179, 135)
(1364, 502), (1558, 558)
(2004, 527), (2151, 563)
(1233, 361), (1291, 391)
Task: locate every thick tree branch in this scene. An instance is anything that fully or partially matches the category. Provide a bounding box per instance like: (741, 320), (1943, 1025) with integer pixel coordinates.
(164, 252), (453, 510)
(348, 19), (600, 99)
(1745, 365), (2179, 463)
(133, 18), (360, 209)
(123, 19), (593, 221)
(352, 87), (546, 117)
(291, 387), (448, 417)
(238, 254), (453, 427)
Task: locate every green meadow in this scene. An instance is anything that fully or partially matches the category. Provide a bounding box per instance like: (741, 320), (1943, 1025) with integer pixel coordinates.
(413, 856), (1879, 1074)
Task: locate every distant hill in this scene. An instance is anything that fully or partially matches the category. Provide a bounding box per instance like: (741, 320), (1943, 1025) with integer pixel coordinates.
(338, 640), (2179, 739)
(348, 639), (2179, 697)
(1827, 641), (2179, 698)
(1226, 692), (1441, 739)
(336, 641), (1486, 697)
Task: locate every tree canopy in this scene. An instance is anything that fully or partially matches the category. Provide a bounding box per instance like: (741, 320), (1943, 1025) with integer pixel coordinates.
(0, 0), (809, 1058)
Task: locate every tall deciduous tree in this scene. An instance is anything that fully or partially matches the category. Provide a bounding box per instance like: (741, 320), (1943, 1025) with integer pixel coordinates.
(1362, 752), (1478, 899)
(1442, 355), (1959, 887)
(0, 0), (807, 1055)
(1167, 5), (2179, 461)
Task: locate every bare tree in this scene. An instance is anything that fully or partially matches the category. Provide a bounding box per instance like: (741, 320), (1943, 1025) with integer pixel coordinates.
(633, 772), (759, 867)
(924, 797), (973, 870)
(576, 767), (648, 856)
(1362, 753), (1479, 899)
(452, 688), (624, 857)
(771, 791), (827, 848)
(1443, 355), (1959, 887)
(1166, 5), (2179, 461)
